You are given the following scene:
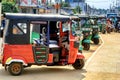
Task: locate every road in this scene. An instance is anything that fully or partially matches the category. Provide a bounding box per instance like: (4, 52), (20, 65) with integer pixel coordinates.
(0, 32), (120, 80)
(83, 32), (120, 80)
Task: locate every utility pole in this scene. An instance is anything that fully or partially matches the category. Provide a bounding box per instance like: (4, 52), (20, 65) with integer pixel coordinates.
(55, 0), (60, 13)
(116, 0), (119, 13)
(60, 0), (62, 14)
(0, 0), (2, 38)
(0, 0), (2, 52)
(78, 0), (80, 14)
(0, 0), (1, 27)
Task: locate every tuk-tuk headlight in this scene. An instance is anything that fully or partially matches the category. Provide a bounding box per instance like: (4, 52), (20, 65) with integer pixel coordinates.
(82, 28), (91, 31)
(93, 26), (98, 28)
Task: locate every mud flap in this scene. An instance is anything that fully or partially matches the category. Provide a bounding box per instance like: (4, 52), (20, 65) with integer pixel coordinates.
(76, 53), (85, 59)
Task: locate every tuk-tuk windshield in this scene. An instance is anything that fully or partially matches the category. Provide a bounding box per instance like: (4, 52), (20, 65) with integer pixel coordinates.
(71, 20), (79, 36)
(80, 19), (91, 27)
(80, 19), (86, 26)
(62, 21), (70, 32)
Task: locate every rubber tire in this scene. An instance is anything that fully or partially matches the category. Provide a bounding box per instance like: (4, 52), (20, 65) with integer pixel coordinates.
(107, 28), (111, 34)
(93, 38), (99, 45)
(72, 59), (85, 70)
(102, 30), (106, 34)
(118, 30), (120, 33)
(83, 43), (90, 51)
(78, 50), (82, 53)
(8, 63), (23, 76)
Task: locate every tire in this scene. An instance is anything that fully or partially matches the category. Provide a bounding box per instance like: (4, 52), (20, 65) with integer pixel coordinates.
(8, 63), (23, 76)
(72, 59), (84, 70)
(118, 30), (120, 33)
(78, 50), (82, 53)
(93, 38), (99, 45)
(83, 43), (90, 50)
(102, 29), (106, 34)
(107, 28), (111, 33)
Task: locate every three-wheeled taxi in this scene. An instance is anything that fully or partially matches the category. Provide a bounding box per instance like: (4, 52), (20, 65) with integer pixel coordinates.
(97, 15), (106, 33)
(89, 16), (100, 45)
(70, 15), (83, 53)
(116, 16), (120, 32)
(0, 13), (85, 75)
(79, 15), (92, 50)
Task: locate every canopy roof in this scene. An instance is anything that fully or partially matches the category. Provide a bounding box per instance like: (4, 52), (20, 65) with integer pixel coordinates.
(4, 13), (70, 21)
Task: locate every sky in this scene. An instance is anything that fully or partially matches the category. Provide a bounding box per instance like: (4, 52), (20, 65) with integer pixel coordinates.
(50, 0), (116, 9)
(86, 0), (116, 9)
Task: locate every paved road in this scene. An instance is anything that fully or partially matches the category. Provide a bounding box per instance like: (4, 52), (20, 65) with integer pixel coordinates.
(83, 33), (120, 80)
(0, 65), (87, 80)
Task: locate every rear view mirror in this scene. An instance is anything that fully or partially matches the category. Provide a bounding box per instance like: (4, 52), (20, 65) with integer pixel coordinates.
(0, 14), (6, 38)
(0, 26), (3, 38)
(56, 21), (60, 28)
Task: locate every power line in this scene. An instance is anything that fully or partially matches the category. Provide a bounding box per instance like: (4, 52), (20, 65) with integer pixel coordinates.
(86, 0), (110, 3)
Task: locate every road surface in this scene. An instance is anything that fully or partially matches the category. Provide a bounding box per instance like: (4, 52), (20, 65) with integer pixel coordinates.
(83, 33), (120, 80)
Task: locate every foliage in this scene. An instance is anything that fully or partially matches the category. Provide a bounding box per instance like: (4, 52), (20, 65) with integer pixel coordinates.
(73, 6), (82, 14)
(2, 1), (18, 13)
(61, 2), (70, 8)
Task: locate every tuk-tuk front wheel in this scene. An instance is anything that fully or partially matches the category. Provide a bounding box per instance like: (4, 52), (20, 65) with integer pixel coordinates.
(8, 63), (23, 76)
(83, 43), (90, 50)
(93, 38), (99, 45)
(72, 59), (84, 70)
(107, 27), (111, 33)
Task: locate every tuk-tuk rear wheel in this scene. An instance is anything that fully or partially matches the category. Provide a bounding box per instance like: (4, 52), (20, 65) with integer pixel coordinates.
(72, 59), (84, 70)
(102, 29), (106, 34)
(93, 38), (99, 45)
(107, 28), (111, 33)
(83, 43), (90, 50)
(8, 62), (23, 76)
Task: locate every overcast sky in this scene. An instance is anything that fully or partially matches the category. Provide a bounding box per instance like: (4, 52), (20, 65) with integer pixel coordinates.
(86, 0), (117, 9)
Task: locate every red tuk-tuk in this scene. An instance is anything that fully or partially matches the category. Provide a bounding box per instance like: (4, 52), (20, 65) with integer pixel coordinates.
(0, 13), (85, 75)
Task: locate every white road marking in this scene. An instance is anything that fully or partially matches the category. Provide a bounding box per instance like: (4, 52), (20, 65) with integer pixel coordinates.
(84, 35), (104, 69)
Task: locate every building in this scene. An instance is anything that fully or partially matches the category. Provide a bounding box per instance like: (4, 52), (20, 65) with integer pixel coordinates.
(65, 0), (85, 3)
(64, 0), (87, 14)
(17, 0), (49, 13)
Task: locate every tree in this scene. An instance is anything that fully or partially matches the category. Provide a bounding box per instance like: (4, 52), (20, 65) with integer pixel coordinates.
(2, 0), (19, 13)
(73, 6), (82, 14)
(61, 2), (70, 8)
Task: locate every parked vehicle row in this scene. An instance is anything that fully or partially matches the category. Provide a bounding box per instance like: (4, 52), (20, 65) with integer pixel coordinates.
(1, 12), (120, 76)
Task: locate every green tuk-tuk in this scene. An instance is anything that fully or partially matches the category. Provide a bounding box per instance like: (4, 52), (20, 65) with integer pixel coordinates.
(79, 15), (92, 50)
(89, 16), (100, 44)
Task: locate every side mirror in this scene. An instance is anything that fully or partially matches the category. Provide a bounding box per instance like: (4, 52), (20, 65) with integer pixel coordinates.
(56, 21), (60, 29)
(0, 26), (3, 38)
